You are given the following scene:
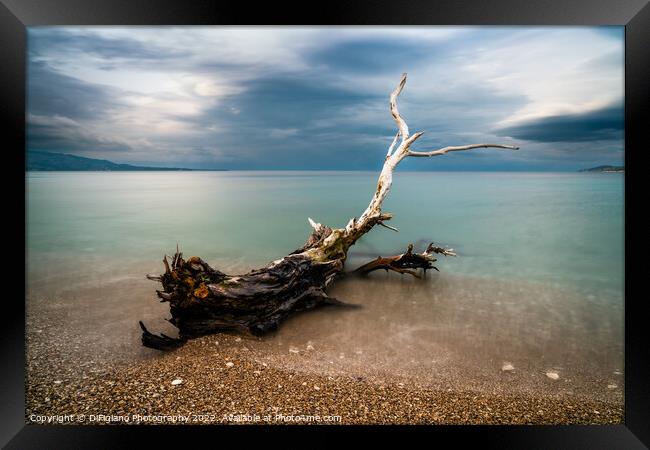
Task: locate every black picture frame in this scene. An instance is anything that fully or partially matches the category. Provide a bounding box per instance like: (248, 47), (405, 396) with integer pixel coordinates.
(2, 0), (648, 447)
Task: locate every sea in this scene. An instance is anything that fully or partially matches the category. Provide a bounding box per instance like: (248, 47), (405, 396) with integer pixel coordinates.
(25, 171), (624, 397)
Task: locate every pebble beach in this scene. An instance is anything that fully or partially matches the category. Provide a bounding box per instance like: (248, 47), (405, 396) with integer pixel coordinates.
(26, 325), (623, 425)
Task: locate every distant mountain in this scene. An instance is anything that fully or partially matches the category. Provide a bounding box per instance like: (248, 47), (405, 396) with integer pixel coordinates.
(27, 151), (195, 171)
(579, 165), (624, 173)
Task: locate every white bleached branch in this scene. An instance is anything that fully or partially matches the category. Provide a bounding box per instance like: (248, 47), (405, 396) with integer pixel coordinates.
(342, 73), (520, 244)
(344, 217), (356, 233)
(423, 243), (457, 257)
(386, 131), (401, 158)
(305, 73), (520, 261)
(378, 222), (399, 232)
(308, 217), (322, 231)
(408, 143), (519, 157)
(390, 73), (410, 142)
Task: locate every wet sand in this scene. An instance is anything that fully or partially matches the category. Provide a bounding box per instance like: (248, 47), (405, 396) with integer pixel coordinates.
(25, 267), (623, 424)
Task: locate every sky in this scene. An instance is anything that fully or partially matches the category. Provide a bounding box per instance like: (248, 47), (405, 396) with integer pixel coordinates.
(26, 26), (624, 171)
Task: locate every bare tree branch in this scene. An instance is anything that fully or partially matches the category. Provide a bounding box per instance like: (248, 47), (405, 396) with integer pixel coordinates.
(390, 73), (410, 141)
(378, 222), (399, 232)
(308, 217), (323, 231)
(424, 242), (457, 257)
(352, 74), (514, 240)
(386, 131), (401, 158)
(408, 143), (519, 158)
(353, 242), (453, 278)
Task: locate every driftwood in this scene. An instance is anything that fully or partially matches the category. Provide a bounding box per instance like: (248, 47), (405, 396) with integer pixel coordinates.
(140, 73), (518, 350)
(353, 243), (457, 278)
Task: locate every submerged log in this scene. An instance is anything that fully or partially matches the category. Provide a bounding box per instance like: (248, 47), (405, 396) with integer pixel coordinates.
(354, 243), (457, 278)
(140, 73), (518, 350)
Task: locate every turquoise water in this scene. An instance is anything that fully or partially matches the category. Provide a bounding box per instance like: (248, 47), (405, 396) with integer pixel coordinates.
(25, 171), (624, 396)
(26, 171), (624, 295)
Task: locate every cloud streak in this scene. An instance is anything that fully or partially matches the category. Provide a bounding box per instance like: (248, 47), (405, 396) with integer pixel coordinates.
(496, 104), (624, 143)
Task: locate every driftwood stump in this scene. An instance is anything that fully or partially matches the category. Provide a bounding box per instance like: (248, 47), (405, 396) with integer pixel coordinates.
(140, 73), (518, 350)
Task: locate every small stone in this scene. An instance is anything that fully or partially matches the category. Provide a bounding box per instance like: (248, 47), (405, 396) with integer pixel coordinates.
(306, 342), (315, 351)
(289, 347), (300, 354)
(502, 362), (515, 372)
(152, 393), (160, 397)
(235, 337), (241, 342)
(253, 371), (261, 375)
(302, 382), (307, 386)
(53, 380), (62, 384)
(171, 379), (183, 386)
(546, 371), (560, 380)
(314, 385), (320, 390)
(607, 384), (618, 389)
(225, 362), (234, 368)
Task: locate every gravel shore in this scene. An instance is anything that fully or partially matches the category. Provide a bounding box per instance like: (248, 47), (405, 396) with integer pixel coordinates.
(26, 333), (623, 425)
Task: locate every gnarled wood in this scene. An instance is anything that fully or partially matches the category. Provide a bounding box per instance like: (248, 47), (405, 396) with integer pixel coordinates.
(354, 243), (456, 278)
(140, 73), (519, 350)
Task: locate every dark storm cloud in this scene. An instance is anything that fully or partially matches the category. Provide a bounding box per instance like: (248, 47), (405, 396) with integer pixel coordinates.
(183, 78), (385, 169)
(496, 103), (624, 143)
(28, 28), (184, 62)
(215, 76), (379, 130)
(182, 70), (527, 170)
(25, 27), (625, 170)
(27, 61), (120, 120)
(404, 86), (529, 136)
(26, 61), (135, 153)
(308, 39), (435, 74)
(28, 118), (132, 153)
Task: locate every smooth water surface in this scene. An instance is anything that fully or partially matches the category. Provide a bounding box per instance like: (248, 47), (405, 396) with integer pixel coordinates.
(25, 171), (624, 397)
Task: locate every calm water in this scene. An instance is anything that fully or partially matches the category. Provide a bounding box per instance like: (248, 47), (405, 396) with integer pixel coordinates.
(25, 171), (624, 397)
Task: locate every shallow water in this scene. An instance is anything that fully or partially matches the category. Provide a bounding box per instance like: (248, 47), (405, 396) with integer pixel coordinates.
(258, 274), (622, 397)
(26, 171), (624, 398)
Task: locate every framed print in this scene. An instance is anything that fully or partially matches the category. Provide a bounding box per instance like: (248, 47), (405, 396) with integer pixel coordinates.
(2, 0), (649, 447)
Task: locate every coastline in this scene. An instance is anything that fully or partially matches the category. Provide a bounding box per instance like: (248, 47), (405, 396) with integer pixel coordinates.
(26, 332), (623, 425)
(25, 270), (624, 425)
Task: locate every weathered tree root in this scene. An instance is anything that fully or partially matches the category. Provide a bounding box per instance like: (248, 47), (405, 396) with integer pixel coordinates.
(353, 243), (456, 278)
(139, 73), (518, 350)
(139, 321), (187, 350)
(139, 243), (356, 349)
